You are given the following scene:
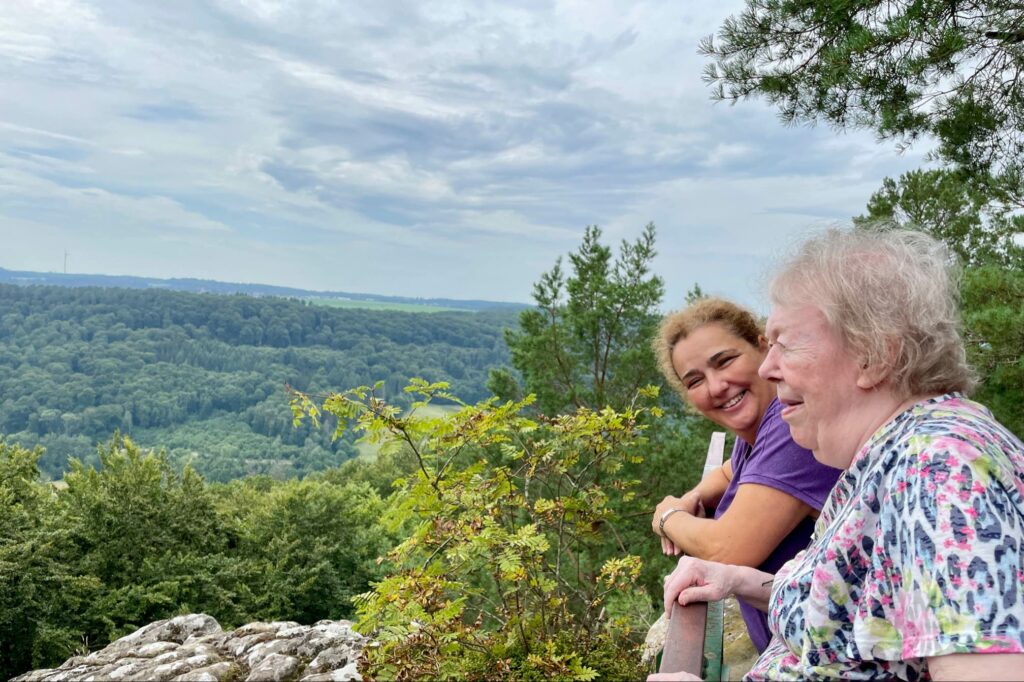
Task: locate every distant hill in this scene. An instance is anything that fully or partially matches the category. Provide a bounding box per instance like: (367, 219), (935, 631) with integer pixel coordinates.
(0, 283), (520, 481)
(0, 266), (529, 312)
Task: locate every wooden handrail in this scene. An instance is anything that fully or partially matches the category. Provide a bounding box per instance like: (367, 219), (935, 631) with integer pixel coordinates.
(658, 432), (726, 679)
(660, 601), (709, 674)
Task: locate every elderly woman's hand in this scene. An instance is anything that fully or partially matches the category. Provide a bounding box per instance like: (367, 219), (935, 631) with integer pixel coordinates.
(663, 555), (735, 616)
(653, 492), (705, 555)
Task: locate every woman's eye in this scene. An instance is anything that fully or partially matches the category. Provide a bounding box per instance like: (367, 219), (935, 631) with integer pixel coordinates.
(685, 378), (703, 390)
(719, 355), (736, 367)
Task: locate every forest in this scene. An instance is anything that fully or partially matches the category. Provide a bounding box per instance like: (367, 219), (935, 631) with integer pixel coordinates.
(0, 284), (517, 481)
(0, 435), (396, 679)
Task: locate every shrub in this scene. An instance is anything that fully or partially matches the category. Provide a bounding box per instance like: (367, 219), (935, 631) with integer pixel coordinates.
(291, 379), (659, 681)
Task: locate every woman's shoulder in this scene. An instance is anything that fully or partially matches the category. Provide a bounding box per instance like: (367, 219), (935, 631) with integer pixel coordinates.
(862, 394), (1024, 506)
(882, 394), (1024, 473)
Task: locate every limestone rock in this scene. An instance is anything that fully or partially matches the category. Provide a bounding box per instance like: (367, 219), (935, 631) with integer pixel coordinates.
(305, 644), (360, 675)
(250, 638), (303, 668)
(722, 597), (759, 681)
(136, 642), (180, 659)
(299, 662), (361, 682)
(641, 612), (668, 667)
(12, 614), (366, 682)
(173, 662), (234, 681)
(245, 653), (300, 681)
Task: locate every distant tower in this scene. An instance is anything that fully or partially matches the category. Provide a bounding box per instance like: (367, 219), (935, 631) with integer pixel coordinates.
(64, 250), (69, 274)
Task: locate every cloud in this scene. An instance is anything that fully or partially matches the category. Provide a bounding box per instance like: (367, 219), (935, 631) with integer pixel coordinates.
(0, 0), (929, 302)
(0, 164), (232, 233)
(701, 143), (752, 168)
(126, 101), (207, 122)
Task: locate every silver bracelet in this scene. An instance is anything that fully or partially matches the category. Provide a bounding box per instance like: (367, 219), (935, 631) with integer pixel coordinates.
(659, 507), (685, 535)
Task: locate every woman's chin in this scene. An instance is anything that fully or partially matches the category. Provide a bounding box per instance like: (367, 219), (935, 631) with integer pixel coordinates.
(709, 399), (759, 435)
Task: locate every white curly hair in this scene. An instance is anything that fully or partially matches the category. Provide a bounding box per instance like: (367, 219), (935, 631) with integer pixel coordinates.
(769, 226), (976, 398)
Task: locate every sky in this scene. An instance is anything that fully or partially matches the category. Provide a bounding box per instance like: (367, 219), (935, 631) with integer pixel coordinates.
(0, 0), (931, 311)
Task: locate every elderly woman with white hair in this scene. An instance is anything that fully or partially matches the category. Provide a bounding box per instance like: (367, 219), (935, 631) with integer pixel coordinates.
(654, 228), (1024, 681)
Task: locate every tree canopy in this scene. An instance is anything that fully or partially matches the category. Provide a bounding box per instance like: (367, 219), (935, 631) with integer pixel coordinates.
(702, 0), (1024, 195)
(0, 436), (392, 679)
(0, 285), (515, 480)
(856, 168), (1024, 267)
(487, 224), (719, 606)
(490, 223), (665, 415)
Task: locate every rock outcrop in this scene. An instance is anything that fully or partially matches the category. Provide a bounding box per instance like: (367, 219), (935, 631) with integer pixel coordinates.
(12, 614), (367, 682)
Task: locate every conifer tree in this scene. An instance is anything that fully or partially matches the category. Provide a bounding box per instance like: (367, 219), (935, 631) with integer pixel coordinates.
(489, 223), (664, 415)
(487, 224), (715, 602)
(703, 0), (1024, 198)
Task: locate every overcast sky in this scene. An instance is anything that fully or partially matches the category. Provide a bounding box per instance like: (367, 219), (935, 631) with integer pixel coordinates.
(0, 0), (929, 310)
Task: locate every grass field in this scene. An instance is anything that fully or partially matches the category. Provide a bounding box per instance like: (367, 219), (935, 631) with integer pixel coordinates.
(306, 297), (462, 313)
(353, 403), (462, 459)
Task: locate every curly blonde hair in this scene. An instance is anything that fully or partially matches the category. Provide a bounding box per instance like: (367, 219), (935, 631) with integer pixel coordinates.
(769, 227), (976, 397)
(653, 297), (764, 400)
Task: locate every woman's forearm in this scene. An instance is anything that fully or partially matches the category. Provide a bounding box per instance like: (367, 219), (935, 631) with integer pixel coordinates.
(927, 653), (1024, 680)
(661, 482), (816, 566)
(661, 512), (720, 558)
(726, 563), (775, 611)
(653, 463), (738, 557)
(658, 464), (730, 522)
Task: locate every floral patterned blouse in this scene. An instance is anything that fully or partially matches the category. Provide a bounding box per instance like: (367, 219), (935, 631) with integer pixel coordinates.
(747, 394), (1024, 680)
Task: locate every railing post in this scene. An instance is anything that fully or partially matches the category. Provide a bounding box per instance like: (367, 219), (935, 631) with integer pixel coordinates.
(658, 432), (726, 679)
(702, 432), (725, 479)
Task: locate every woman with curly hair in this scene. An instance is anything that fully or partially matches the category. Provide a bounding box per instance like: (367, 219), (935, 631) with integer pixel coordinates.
(651, 297), (840, 652)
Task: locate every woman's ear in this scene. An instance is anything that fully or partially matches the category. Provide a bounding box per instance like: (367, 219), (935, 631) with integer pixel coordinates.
(757, 334), (769, 353)
(855, 338), (901, 390)
(855, 363), (887, 390)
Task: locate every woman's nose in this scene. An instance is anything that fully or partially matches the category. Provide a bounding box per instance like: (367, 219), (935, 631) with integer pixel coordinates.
(707, 371), (730, 398)
(759, 346), (781, 382)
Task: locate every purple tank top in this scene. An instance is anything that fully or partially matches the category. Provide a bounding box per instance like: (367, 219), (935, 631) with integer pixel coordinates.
(713, 397), (841, 652)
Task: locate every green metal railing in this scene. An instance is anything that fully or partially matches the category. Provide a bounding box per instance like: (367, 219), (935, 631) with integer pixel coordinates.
(657, 432), (728, 681)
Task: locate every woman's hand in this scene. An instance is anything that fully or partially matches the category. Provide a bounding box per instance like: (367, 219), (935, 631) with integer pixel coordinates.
(665, 556), (775, 613)
(663, 556), (735, 616)
(653, 492), (705, 555)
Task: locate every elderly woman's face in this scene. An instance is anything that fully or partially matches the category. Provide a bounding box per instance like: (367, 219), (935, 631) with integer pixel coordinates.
(759, 304), (870, 469)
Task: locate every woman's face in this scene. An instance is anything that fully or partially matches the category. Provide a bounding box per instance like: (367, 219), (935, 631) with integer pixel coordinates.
(670, 322), (775, 444)
(759, 303), (881, 469)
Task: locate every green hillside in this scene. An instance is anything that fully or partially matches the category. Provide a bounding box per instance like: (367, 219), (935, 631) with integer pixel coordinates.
(0, 284), (517, 481)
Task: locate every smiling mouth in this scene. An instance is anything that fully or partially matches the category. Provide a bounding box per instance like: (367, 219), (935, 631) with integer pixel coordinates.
(779, 397), (803, 417)
(719, 391), (746, 410)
